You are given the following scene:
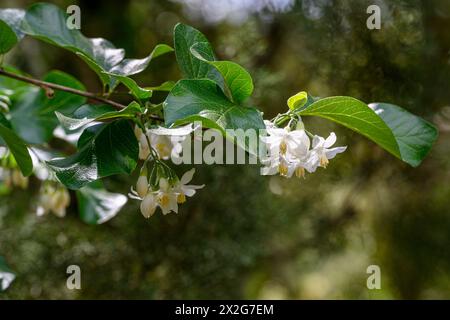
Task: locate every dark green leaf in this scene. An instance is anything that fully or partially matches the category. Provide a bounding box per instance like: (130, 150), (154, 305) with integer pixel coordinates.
(164, 79), (264, 154)
(369, 103), (438, 167)
(173, 23), (223, 87)
(76, 182), (127, 225)
(191, 42), (253, 103)
(47, 120), (138, 189)
(20, 3), (172, 88)
(8, 70), (86, 144)
(56, 102), (141, 131)
(0, 120), (33, 176)
(0, 20), (18, 54)
(146, 81), (176, 92)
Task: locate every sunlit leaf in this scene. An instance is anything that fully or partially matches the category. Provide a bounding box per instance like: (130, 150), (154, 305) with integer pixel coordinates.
(369, 102), (438, 167)
(299, 96), (438, 166)
(164, 79), (264, 154)
(191, 42), (253, 103)
(56, 102), (141, 131)
(173, 23), (224, 87)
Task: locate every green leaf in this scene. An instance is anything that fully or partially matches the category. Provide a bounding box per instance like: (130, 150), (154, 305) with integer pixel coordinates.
(146, 81), (176, 92)
(108, 44), (174, 76)
(173, 23), (223, 86)
(299, 96), (399, 159)
(56, 102), (141, 130)
(0, 20), (18, 54)
(287, 91), (308, 110)
(0, 120), (33, 176)
(191, 42), (253, 103)
(0, 8), (25, 39)
(19, 3), (172, 88)
(108, 75), (152, 100)
(76, 182), (127, 225)
(47, 120), (138, 189)
(298, 96), (437, 166)
(369, 103), (438, 167)
(0, 256), (15, 292)
(8, 70), (86, 144)
(164, 79), (264, 154)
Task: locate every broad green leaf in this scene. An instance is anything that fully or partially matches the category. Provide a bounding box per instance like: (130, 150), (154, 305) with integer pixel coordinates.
(0, 20), (18, 54)
(298, 96), (401, 163)
(146, 81), (176, 92)
(76, 182), (127, 225)
(0, 8), (25, 39)
(109, 44), (174, 76)
(107, 75), (152, 100)
(19, 3), (172, 88)
(369, 103), (438, 167)
(164, 79), (264, 153)
(8, 70), (86, 144)
(56, 102), (141, 130)
(55, 104), (115, 130)
(47, 120), (138, 189)
(0, 256), (15, 292)
(191, 42), (253, 103)
(287, 91), (308, 110)
(173, 23), (223, 87)
(0, 120), (33, 176)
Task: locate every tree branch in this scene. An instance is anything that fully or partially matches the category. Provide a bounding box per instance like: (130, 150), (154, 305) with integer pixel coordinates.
(0, 68), (164, 121)
(0, 68), (128, 110)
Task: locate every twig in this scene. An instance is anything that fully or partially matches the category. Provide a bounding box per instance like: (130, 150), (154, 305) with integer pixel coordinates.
(0, 68), (164, 121)
(0, 68), (127, 110)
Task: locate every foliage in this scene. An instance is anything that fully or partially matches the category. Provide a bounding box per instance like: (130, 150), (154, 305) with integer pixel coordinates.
(0, 1), (443, 298)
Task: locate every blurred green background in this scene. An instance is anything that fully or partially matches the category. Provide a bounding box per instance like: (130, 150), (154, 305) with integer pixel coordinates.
(1, 0), (450, 299)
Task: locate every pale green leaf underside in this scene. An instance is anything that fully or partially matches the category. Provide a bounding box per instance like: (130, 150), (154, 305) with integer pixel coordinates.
(77, 183), (127, 225)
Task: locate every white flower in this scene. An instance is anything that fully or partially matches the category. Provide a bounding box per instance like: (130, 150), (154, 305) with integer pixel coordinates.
(136, 123), (197, 161)
(260, 121), (313, 178)
(310, 133), (347, 169)
(36, 184), (70, 218)
(261, 125), (305, 155)
(140, 193), (157, 218)
(156, 178), (179, 215)
(172, 168), (205, 204)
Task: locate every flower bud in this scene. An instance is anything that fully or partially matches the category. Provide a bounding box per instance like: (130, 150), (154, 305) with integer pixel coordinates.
(136, 175), (148, 198)
(140, 194), (157, 218)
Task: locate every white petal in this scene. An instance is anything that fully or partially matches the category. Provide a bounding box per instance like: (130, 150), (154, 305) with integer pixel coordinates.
(159, 178), (170, 191)
(180, 168), (195, 185)
(325, 146), (347, 159)
(312, 135), (324, 148)
(324, 132), (337, 148)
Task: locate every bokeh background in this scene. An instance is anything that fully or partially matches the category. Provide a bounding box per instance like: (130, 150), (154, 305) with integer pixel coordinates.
(1, 0), (450, 299)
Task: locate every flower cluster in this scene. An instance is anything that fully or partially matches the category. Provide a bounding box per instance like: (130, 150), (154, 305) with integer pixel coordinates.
(130, 168), (204, 218)
(0, 168), (28, 189)
(135, 124), (195, 161)
(260, 120), (347, 178)
(36, 182), (71, 218)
